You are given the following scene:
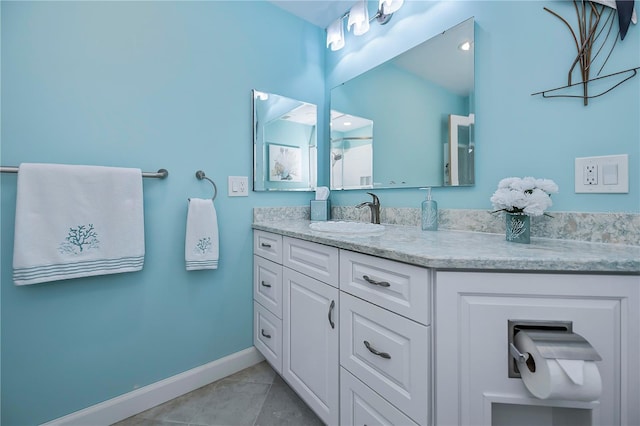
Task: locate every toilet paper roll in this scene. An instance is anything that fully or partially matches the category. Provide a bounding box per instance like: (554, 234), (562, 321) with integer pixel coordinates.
(514, 331), (602, 401)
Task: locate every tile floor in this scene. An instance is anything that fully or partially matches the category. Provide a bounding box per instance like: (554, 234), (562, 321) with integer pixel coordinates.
(113, 361), (324, 426)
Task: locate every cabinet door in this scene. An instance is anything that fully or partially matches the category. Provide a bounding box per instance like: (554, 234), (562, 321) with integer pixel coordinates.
(435, 271), (640, 426)
(283, 267), (339, 425)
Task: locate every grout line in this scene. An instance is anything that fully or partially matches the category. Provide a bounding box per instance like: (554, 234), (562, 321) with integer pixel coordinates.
(252, 381), (275, 426)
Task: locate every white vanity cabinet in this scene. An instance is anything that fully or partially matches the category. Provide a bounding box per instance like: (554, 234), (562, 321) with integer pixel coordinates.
(282, 236), (340, 426)
(434, 271), (640, 426)
(254, 232), (340, 425)
(253, 230), (284, 373)
(339, 250), (432, 426)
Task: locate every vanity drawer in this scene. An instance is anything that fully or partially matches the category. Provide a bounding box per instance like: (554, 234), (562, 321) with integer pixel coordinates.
(254, 230), (282, 263)
(340, 292), (430, 425)
(254, 302), (282, 374)
(340, 367), (419, 426)
(283, 236), (339, 287)
(254, 255), (283, 318)
(340, 250), (431, 325)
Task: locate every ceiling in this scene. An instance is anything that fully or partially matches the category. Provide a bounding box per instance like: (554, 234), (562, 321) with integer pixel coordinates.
(268, 0), (354, 28)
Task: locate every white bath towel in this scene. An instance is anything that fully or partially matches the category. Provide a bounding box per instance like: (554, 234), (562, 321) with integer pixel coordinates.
(185, 198), (219, 270)
(13, 163), (145, 285)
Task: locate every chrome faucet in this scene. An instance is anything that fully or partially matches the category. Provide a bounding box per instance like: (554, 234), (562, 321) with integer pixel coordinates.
(356, 192), (381, 224)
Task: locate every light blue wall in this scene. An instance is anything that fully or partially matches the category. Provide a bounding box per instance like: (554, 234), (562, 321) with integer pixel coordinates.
(1, 1), (639, 424)
(332, 61), (467, 186)
(0, 2), (323, 424)
(326, 1), (640, 213)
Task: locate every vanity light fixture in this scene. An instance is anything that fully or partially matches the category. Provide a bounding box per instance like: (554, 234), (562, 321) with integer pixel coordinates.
(327, 17), (345, 51)
(348, 0), (370, 36)
(326, 0), (404, 50)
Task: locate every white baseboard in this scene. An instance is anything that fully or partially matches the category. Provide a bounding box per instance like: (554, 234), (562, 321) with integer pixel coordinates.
(42, 347), (264, 426)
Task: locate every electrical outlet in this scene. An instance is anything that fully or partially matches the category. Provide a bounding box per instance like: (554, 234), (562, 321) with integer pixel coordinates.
(583, 164), (597, 185)
(575, 155), (628, 193)
(228, 176), (249, 197)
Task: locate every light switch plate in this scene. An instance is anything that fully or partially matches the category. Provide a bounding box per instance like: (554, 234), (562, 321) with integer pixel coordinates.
(228, 176), (249, 197)
(575, 154), (628, 193)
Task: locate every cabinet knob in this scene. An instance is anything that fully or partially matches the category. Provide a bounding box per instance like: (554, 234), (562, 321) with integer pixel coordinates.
(260, 242), (272, 248)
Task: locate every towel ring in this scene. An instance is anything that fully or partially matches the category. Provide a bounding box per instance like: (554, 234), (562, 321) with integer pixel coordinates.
(195, 170), (217, 201)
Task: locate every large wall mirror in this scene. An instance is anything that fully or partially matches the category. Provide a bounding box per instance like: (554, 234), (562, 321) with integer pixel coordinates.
(253, 90), (317, 191)
(330, 17), (475, 190)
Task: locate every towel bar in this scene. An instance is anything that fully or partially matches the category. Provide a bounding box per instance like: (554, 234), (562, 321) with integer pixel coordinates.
(0, 166), (169, 179)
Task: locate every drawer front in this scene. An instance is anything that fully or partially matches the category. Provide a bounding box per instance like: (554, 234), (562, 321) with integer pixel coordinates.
(254, 230), (282, 263)
(340, 293), (430, 425)
(254, 302), (282, 374)
(340, 367), (419, 426)
(340, 250), (431, 325)
(283, 236), (339, 287)
(254, 255), (283, 318)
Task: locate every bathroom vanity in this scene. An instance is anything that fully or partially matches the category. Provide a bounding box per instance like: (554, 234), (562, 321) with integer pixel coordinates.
(252, 220), (639, 426)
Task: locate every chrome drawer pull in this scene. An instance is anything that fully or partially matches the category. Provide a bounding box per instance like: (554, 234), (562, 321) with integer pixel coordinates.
(364, 340), (391, 359)
(362, 275), (390, 287)
(328, 300), (335, 329)
(261, 329), (271, 339)
(260, 280), (272, 288)
(260, 242), (272, 248)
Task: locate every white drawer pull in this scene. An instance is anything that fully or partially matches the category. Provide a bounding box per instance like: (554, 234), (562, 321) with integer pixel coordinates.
(261, 329), (271, 339)
(364, 340), (391, 359)
(363, 275), (390, 287)
(260, 280), (272, 288)
(260, 242), (272, 248)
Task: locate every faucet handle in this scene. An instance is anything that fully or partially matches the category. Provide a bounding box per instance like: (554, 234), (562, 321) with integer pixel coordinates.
(366, 192), (380, 205)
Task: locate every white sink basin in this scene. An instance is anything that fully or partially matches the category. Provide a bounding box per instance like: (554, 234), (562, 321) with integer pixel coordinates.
(309, 221), (385, 234)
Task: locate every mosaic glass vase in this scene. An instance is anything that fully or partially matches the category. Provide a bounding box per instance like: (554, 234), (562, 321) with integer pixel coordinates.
(505, 212), (530, 244)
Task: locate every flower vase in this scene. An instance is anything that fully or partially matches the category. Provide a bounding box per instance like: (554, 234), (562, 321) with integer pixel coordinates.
(505, 213), (530, 244)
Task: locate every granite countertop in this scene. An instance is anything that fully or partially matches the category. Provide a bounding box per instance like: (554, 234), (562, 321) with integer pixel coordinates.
(252, 220), (640, 273)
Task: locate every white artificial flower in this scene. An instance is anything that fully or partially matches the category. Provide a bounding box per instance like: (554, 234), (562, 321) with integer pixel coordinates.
(490, 177), (558, 217)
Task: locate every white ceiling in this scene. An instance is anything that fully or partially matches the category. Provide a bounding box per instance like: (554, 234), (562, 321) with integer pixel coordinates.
(268, 0), (354, 28)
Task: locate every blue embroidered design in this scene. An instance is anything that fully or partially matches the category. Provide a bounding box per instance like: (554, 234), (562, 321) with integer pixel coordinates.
(195, 237), (212, 255)
(59, 224), (100, 255)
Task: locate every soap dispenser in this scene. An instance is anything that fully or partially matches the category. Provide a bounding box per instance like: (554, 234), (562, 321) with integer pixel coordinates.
(420, 187), (438, 231)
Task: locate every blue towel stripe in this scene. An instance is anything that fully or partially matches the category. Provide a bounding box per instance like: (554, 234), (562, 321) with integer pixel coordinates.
(14, 256), (144, 284)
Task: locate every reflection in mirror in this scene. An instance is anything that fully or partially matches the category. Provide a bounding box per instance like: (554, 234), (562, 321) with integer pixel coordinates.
(253, 90), (317, 191)
(330, 17), (475, 190)
(330, 111), (373, 190)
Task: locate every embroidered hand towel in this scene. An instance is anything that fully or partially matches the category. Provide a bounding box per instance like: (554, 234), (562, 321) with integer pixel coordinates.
(185, 198), (219, 270)
(13, 163), (145, 285)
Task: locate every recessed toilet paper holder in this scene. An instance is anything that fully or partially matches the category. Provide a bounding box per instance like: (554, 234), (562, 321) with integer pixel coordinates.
(508, 320), (602, 378)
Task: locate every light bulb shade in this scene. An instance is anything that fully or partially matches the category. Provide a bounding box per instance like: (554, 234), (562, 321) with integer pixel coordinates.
(326, 18), (345, 50)
(379, 0), (404, 14)
(348, 0), (370, 36)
